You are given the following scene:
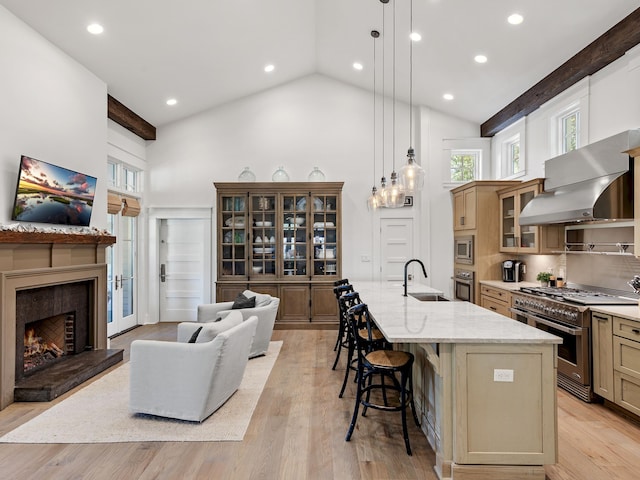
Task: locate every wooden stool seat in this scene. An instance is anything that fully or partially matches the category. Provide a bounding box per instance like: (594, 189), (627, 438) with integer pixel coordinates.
(366, 349), (412, 369)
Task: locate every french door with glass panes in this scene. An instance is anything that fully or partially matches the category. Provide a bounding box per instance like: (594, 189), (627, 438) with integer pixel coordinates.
(107, 213), (137, 336)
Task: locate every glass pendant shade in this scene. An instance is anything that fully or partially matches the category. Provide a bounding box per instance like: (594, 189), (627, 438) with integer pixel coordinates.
(386, 171), (406, 208)
(237, 166), (256, 182)
(307, 166), (326, 182)
(378, 176), (390, 207)
(271, 165), (290, 182)
(367, 186), (381, 210)
(399, 148), (425, 192)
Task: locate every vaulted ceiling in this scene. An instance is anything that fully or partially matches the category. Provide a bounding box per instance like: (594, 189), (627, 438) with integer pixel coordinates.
(2, 0), (639, 130)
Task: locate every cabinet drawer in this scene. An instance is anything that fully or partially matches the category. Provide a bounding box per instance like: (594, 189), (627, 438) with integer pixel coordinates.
(614, 371), (640, 417)
(613, 335), (640, 380)
(613, 316), (640, 342)
(480, 285), (510, 304)
(481, 296), (511, 317)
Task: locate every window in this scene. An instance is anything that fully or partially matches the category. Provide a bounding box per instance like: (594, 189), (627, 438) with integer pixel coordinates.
(501, 135), (522, 178)
(450, 150), (480, 182)
(108, 161), (142, 193)
(560, 109), (580, 153)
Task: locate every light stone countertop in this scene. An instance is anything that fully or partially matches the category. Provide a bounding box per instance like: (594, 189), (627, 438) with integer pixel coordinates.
(590, 304), (640, 322)
(353, 281), (562, 344)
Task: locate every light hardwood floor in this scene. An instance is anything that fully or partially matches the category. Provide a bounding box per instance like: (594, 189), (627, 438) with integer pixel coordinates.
(0, 325), (639, 479)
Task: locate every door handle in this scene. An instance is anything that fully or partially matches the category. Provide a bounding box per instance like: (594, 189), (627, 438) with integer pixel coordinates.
(115, 275), (120, 290)
(160, 264), (166, 282)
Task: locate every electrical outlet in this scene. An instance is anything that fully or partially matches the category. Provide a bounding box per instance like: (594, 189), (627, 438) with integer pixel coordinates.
(493, 369), (514, 382)
(361, 255), (370, 262)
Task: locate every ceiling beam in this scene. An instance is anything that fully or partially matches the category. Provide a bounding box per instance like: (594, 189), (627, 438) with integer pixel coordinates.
(107, 95), (156, 141)
(481, 7), (640, 138)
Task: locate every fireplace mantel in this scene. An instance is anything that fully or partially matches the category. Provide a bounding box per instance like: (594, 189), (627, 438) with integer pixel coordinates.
(0, 231), (116, 410)
(0, 231), (116, 245)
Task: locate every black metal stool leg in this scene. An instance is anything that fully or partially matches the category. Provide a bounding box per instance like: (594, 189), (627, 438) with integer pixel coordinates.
(346, 364), (364, 441)
(339, 336), (354, 398)
(401, 369), (412, 455)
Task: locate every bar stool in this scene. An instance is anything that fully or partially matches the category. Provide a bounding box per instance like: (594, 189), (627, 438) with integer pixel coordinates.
(345, 302), (420, 455)
(332, 283), (354, 370)
(337, 292), (386, 398)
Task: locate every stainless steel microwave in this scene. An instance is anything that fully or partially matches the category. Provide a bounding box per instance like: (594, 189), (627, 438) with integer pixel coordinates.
(454, 235), (474, 265)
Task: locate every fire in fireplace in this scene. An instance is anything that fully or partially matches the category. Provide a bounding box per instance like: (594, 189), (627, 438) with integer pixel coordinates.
(23, 313), (75, 374)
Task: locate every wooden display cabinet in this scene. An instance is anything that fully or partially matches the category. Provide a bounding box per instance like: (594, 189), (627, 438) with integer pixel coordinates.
(215, 182), (343, 328)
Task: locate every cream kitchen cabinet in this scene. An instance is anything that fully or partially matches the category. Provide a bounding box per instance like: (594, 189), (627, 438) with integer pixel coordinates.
(591, 312), (614, 401)
(498, 179), (563, 254)
(451, 181), (520, 304)
(613, 316), (640, 416)
(480, 284), (511, 318)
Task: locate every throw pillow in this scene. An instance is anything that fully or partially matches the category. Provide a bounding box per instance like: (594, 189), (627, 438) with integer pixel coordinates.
(187, 326), (203, 343)
(232, 292), (256, 309)
(242, 289), (272, 308)
(196, 310), (243, 343)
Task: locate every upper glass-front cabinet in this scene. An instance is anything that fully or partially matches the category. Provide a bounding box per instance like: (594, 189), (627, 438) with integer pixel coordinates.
(250, 194), (277, 277)
(220, 194), (248, 277)
(311, 194), (338, 276)
(216, 183), (342, 280)
(499, 180), (541, 253)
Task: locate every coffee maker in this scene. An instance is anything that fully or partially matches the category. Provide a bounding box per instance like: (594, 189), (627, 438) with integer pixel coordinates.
(502, 260), (525, 282)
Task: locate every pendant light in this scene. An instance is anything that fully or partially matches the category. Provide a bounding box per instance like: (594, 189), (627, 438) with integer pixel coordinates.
(385, 0), (406, 208)
(376, 0), (390, 208)
(399, 0), (425, 193)
(367, 30), (382, 211)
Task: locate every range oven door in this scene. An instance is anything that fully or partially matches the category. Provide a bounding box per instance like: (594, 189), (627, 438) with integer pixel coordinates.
(510, 308), (590, 386)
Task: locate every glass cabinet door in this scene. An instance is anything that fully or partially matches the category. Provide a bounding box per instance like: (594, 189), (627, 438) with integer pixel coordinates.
(518, 188), (537, 250)
(282, 194), (308, 277)
(250, 194), (276, 277)
(312, 194), (338, 277)
(220, 195), (247, 277)
(501, 194), (516, 250)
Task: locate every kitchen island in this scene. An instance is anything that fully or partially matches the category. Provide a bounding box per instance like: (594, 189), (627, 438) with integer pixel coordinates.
(353, 281), (561, 480)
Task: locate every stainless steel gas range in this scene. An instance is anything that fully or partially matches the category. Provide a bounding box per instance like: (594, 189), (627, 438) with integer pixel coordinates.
(510, 286), (637, 402)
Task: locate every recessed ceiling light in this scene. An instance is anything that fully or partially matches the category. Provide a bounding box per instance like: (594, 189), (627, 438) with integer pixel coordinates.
(87, 23), (104, 35)
(166, 98), (177, 106)
(508, 13), (524, 25)
(264, 64), (275, 73)
(410, 32), (422, 42)
(474, 54), (488, 64)
(353, 62), (363, 71)
(443, 93), (454, 101)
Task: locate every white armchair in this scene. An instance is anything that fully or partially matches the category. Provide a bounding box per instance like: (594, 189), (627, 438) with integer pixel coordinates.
(129, 316), (258, 422)
(194, 290), (279, 358)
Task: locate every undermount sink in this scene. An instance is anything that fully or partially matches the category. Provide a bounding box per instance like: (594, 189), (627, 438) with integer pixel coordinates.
(408, 293), (449, 302)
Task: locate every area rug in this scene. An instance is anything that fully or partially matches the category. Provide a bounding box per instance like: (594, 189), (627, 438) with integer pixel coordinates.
(0, 341), (282, 444)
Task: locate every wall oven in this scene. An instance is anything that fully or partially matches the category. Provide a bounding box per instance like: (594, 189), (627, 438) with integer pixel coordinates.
(454, 269), (474, 303)
(454, 235), (474, 265)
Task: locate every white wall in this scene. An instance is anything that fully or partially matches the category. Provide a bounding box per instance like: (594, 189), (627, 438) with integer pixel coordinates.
(0, 6), (108, 229)
(146, 74), (477, 291)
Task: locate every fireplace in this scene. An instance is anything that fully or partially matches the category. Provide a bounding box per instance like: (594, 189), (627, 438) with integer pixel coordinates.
(0, 231), (121, 410)
(16, 282), (92, 382)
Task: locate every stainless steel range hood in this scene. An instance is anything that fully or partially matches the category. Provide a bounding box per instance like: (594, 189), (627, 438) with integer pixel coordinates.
(519, 130), (640, 226)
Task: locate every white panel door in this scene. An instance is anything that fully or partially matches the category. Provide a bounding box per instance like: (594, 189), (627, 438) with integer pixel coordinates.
(159, 219), (208, 322)
(380, 218), (414, 282)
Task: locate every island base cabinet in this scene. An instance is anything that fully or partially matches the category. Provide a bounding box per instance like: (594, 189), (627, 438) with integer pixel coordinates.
(453, 344), (557, 467)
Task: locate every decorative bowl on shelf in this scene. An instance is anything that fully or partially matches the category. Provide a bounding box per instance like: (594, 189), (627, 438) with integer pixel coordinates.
(252, 266), (263, 273)
(255, 221), (272, 227)
(253, 247), (274, 254)
(286, 217), (305, 226)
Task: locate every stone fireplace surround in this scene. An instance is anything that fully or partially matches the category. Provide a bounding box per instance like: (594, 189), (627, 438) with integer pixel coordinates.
(0, 231), (120, 410)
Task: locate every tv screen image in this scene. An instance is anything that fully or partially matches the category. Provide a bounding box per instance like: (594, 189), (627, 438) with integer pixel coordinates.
(11, 155), (97, 227)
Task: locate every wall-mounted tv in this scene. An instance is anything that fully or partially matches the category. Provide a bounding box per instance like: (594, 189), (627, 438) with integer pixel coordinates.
(11, 155), (97, 227)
